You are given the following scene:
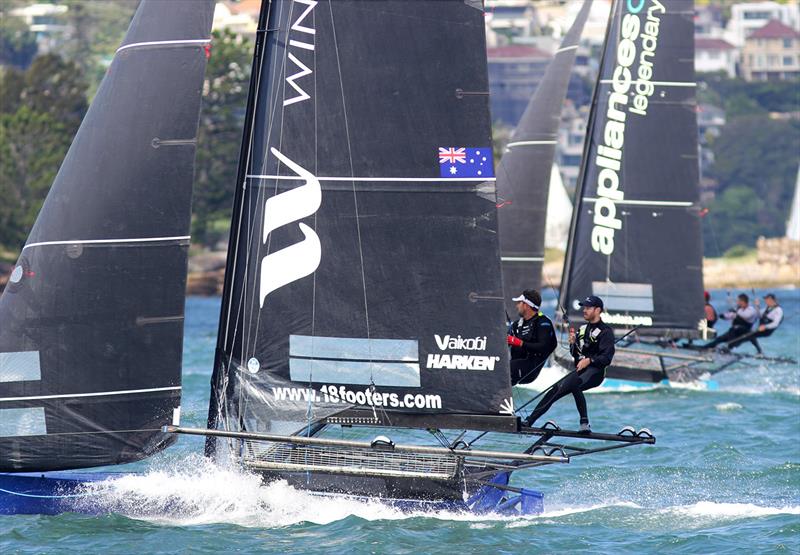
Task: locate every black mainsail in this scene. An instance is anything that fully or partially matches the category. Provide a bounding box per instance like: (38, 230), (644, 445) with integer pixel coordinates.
(560, 0), (704, 337)
(497, 0), (592, 303)
(205, 0), (516, 458)
(0, 0), (214, 471)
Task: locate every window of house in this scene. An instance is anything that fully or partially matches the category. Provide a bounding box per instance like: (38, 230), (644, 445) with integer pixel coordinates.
(785, 56), (795, 66)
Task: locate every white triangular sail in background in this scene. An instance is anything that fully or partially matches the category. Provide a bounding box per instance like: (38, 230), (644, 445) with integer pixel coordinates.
(787, 165), (800, 241)
(545, 163), (572, 251)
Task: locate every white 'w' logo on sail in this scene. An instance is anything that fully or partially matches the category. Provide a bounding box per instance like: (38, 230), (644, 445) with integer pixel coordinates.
(259, 147), (321, 307)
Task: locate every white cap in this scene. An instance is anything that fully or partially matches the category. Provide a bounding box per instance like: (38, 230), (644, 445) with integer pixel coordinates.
(512, 295), (538, 310)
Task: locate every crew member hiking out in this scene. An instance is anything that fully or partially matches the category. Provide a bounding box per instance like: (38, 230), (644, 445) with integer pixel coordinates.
(725, 293), (783, 354)
(700, 293), (757, 350)
(523, 295), (612, 432)
(507, 289), (557, 385)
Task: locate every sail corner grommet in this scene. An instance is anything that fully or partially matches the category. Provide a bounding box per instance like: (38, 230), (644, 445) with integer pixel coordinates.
(247, 357), (261, 374)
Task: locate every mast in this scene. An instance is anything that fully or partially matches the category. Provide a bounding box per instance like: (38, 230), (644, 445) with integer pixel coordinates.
(560, 0), (704, 337)
(497, 0), (592, 306)
(205, 0), (273, 458)
(560, 0), (617, 322)
(206, 0), (516, 447)
(0, 0), (215, 472)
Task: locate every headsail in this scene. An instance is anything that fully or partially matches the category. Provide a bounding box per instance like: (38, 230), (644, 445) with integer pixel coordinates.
(207, 0), (515, 452)
(497, 0), (592, 304)
(560, 0), (704, 336)
(0, 0), (215, 471)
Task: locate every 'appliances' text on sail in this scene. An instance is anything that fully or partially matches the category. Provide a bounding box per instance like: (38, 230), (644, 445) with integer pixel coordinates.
(591, 0), (664, 256)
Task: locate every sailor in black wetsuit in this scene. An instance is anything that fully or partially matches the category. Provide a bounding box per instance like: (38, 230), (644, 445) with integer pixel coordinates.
(524, 295), (613, 432)
(726, 293), (783, 354)
(507, 289), (557, 385)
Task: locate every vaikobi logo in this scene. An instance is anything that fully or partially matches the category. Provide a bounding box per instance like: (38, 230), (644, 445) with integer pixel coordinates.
(427, 334), (498, 370)
(433, 334), (487, 351)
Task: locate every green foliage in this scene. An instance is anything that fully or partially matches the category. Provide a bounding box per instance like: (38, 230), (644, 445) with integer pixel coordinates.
(192, 29), (252, 247)
(700, 75), (800, 256)
(0, 55), (86, 252)
(11, 54), (88, 133)
(723, 244), (754, 259)
(704, 186), (764, 256)
(0, 14), (37, 69)
(700, 74), (800, 114)
(57, 0), (137, 97)
(0, 107), (72, 249)
(709, 115), (800, 245)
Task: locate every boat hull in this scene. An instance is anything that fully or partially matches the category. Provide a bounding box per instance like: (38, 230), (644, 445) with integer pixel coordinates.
(0, 470), (544, 516)
(552, 345), (720, 388)
(255, 468), (543, 515)
(0, 472), (123, 515)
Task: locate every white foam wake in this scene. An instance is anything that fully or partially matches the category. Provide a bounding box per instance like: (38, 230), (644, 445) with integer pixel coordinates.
(75, 456), (653, 528)
(664, 501), (800, 520)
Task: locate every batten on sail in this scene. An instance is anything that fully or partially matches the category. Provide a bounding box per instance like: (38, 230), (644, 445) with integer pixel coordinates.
(0, 0), (215, 472)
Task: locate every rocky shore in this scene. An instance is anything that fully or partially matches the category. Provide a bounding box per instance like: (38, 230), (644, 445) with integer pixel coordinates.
(1, 241), (797, 295)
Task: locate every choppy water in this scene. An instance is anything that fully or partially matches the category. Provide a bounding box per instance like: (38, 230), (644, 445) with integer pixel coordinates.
(2, 288), (798, 554)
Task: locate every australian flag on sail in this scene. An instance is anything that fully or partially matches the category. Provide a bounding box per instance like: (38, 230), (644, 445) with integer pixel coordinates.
(438, 147), (494, 179)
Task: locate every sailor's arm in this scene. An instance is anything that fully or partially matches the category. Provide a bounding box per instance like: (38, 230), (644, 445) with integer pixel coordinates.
(588, 327), (615, 368)
(742, 306), (758, 323)
(762, 306), (783, 330)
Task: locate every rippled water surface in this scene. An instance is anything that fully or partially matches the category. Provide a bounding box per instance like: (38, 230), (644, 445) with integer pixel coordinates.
(2, 288), (798, 554)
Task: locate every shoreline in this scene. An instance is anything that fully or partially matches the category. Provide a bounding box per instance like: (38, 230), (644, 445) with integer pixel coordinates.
(1, 251), (797, 296)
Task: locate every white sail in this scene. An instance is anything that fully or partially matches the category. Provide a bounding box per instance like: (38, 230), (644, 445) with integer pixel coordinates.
(545, 163), (572, 251)
(787, 165), (800, 241)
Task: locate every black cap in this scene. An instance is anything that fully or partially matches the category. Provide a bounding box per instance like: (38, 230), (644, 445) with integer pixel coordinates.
(579, 295), (604, 309)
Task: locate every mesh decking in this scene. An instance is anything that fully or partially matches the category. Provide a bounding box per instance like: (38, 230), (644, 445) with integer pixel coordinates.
(243, 440), (460, 479)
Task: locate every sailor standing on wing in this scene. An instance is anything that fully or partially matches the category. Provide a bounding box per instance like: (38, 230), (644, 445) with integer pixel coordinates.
(524, 295), (613, 432)
(506, 289), (557, 386)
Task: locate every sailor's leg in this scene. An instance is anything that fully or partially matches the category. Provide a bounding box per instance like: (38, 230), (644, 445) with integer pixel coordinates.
(749, 337), (762, 354)
(571, 366), (605, 421)
(726, 327), (760, 350)
(511, 359), (542, 386)
(704, 329), (734, 348)
(573, 390), (588, 421)
(525, 372), (581, 425)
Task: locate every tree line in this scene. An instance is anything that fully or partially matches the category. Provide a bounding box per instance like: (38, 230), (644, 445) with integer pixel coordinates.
(1, 2), (798, 263)
(0, 4), (251, 261)
(699, 74), (800, 255)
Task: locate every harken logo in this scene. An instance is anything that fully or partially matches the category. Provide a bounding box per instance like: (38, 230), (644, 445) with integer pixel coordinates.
(428, 334), (497, 370)
(259, 148), (321, 307)
(426, 354), (500, 371)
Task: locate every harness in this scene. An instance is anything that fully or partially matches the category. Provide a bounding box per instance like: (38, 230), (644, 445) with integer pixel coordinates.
(759, 305), (782, 327)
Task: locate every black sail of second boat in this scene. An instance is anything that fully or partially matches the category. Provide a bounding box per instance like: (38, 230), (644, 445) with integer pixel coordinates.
(497, 0), (592, 305)
(0, 0), (214, 471)
(560, 0), (704, 337)
(206, 0), (515, 449)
